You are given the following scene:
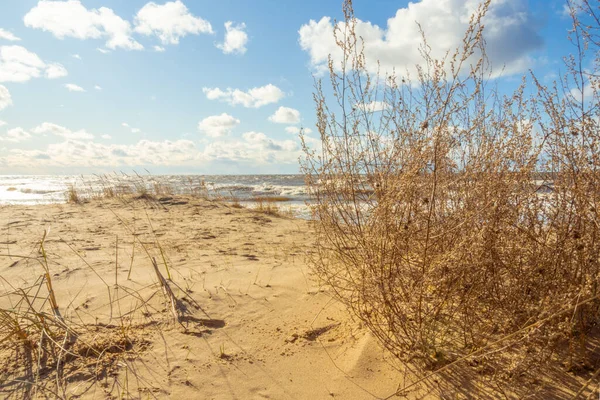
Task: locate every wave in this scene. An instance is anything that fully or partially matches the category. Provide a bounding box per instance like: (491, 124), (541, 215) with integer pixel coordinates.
(19, 188), (63, 195)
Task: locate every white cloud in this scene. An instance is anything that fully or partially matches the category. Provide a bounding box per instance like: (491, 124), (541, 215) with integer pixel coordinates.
(354, 101), (390, 113)
(4, 138), (201, 168)
(285, 126), (312, 135)
(298, 0), (543, 77)
(570, 83), (595, 100)
(0, 85), (12, 110)
(134, 0), (213, 45)
(65, 83), (85, 92)
(204, 132), (300, 164)
(0, 45), (44, 82)
(24, 0), (143, 50)
(97, 47), (110, 54)
(0, 45), (67, 83)
(0, 126), (304, 169)
(198, 113), (240, 137)
(269, 106), (301, 124)
(203, 84), (284, 108)
(561, 0), (586, 17)
(122, 122), (142, 133)
(153, 45), (166, 52)
(0, 29), (20, 42)
(0, 127), (31, 143)
(45, 63), (68, 79)
(0, 121), (6, 127)
(216, 21), (248, 55)
(94, 85), (102, 90)
(32, 122), (94, 140)
(72, 54), (82, 60)
(101, 134), (111, 139)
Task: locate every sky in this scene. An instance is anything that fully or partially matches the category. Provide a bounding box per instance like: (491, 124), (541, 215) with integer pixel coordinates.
(0, 0), (581, 174)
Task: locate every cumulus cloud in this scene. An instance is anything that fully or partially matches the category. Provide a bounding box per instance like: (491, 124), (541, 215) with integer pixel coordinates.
(64, 83), (85, 92)
(203, 84), (284, 108)
(0, 45), (45, 82)
(134, 0), (213, 45)
(285, 126), (312, 135)
(204, 131), (300, 164)
(122, 122), (142, 133)
(354, 101), (390, 113)
(216, 21), (248, 55)
(269, 106), (301, 124)
(0, 29), (20, 42)
(2, 132), (304, 170)
(94, 85), (102, 90)
(4, 138), (201, 168)
(243, 131), (287, 150)
(24, 0), (143, 50)
(32, 122), (94, 140)
(45, 63), (68, 79)
(0, 127), (31, 143)
(198, 113), (240, 137)
(298, 0), (543, 77)
(0, 45), (68, 83)
(101, 134), (111, 139)
(153, 45), (166, 52)
(570, 82), (596, 100)
(0, 121), (6, 127)
(0, 85), (12, 110)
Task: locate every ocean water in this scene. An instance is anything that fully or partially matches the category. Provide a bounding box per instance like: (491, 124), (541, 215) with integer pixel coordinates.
(0, 174), (313, 218)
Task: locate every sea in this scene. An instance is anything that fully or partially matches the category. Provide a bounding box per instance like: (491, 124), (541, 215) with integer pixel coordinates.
(0, 174), (313, 219)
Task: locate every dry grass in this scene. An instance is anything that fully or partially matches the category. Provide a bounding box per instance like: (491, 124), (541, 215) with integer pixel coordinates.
(0, 276), (151, 399)
(66, 185), (81, 204)
(250, 196), (291, 202)
(253, 197), (288, 217)
(229, 197), (244, 209)
(0, 211), (195, 398)
(62, 173), (226, 206)
(302, 0), (600, 394)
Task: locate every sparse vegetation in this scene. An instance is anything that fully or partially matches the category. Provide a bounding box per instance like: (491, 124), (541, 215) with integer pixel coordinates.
(302, 0), (600, 392)
(0, 205), (203, 398)
(250, 196), (291, 202)
(0, 185), (316, 398)
(254, 197), (285, 216)
(66, 184), (81, 204)
(229, 196), (244, 208)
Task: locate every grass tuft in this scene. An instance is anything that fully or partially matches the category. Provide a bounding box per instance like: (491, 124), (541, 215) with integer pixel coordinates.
(66, 184), (82, 204)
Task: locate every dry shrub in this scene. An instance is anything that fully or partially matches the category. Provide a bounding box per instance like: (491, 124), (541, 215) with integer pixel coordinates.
(302, 0), (600, 379)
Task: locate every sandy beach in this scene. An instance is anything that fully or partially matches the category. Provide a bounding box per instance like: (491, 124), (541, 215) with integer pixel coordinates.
(2, 0), (600, 398)
(1, 195), (597, 399)
(0, 196), (407, 399)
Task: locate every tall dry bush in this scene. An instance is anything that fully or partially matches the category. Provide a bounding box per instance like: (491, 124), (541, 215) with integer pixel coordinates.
(302, 0), (600, 372)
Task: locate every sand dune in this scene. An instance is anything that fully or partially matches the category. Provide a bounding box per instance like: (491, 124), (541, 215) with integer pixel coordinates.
(0, 196), (407, 399)
(1, 196), (594, 399)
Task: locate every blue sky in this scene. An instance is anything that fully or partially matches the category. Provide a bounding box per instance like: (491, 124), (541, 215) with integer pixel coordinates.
(0, 0), (579, 174)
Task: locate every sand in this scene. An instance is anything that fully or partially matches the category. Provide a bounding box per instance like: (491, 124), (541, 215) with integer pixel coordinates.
(1, 195), (595, 399)
(0, 196), (406, 399)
